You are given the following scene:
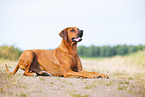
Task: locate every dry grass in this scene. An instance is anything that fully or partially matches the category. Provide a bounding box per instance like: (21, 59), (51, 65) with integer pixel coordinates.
(82, 50), (145, 75)
(0, 50), (145, 97)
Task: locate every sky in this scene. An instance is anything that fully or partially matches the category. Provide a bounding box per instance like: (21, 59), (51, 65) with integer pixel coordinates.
(0, 0), (145, 50)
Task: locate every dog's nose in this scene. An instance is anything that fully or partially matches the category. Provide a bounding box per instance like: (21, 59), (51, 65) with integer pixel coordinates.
(78, 30), (83, 37)
(79, 30), (83, 33)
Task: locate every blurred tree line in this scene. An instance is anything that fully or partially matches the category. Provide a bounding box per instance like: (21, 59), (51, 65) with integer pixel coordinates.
(77, 45), (145, 57)
(0, 45), (145, 60)
(0, 45), (22, 60)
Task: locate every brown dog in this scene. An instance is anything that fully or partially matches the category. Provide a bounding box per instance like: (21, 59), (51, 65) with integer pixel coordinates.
(5, 27), (108, 79)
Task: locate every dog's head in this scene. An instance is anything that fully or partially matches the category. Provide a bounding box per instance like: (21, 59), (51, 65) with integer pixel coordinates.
(59, 27), (83, 43)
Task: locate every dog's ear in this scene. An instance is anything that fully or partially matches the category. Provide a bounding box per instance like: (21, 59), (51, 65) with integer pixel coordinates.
(59, 28), (68, 41)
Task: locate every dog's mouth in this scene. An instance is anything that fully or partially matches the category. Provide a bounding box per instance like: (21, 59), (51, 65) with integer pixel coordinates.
(72, 37), (82, 42)
(72, 30), (83, 42)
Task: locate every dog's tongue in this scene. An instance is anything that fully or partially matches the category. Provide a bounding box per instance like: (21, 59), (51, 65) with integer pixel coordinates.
(73, 37), (82, 41)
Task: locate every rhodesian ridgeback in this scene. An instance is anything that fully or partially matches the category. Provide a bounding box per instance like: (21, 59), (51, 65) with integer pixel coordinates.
(5, 27), (108, 78)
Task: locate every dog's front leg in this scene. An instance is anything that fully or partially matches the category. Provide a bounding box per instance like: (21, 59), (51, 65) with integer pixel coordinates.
(63, 70), (99, 79)
(81, 70), (109, 79)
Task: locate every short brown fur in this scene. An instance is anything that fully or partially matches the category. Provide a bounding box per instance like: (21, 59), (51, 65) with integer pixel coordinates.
(5, 27), (108, 78)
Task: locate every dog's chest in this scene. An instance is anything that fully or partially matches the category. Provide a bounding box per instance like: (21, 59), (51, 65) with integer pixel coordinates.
(70, 55), (78, 71)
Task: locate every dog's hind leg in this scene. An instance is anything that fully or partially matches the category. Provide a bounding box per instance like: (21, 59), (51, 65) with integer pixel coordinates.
(19, 50), (40, 76)
(29, 58), (43, 75)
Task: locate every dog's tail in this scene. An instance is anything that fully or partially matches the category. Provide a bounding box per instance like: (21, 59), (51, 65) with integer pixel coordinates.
(5, 64), (19, 74)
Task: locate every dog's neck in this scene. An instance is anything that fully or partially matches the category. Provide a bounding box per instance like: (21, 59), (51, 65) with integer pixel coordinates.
(58, 39), (78, 55)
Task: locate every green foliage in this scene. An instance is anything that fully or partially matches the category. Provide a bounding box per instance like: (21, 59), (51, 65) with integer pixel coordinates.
(0, 45), (22, 60)
(78, 45), (145, 57)
(0, 44), (145, 60)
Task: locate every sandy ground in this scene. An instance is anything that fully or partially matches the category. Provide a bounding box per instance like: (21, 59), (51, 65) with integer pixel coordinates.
(0, 58), (145, 97)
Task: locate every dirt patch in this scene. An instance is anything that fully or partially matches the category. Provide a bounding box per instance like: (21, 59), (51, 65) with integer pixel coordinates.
(0, 58), (145, 97)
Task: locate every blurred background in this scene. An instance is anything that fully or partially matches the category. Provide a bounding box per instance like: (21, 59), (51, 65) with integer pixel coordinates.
(1, 1), (145, 96)
(0, 0), (145, 60)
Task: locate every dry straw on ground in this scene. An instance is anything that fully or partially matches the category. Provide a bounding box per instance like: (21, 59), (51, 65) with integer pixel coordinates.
(0, 51), (145, 97)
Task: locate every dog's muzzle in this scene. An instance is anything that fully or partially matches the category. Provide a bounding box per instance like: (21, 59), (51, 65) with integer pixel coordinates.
(72, 30), (83, 42)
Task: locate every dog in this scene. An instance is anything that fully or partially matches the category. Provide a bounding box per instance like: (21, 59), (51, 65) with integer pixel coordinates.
(5, 27), (108, 79)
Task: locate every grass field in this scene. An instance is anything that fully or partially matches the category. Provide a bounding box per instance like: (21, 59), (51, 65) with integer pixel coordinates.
(0, 51), (145, 97)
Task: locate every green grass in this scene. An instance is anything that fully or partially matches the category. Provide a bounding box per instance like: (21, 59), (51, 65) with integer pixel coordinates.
(39, 77), (45, 81)
(16, 93), (27, 97)
(70, 93), (89, 97)
(50, 82), (54, 84)
(84, 84), (96, 89)
(105, 80), (112, 86)
(117, 85), (128, 90)
(119, 81), (129, 84)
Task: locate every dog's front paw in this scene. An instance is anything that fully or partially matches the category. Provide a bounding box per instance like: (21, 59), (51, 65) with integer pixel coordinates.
(99, 74), (109, 79)
(33, 73), (37, 77)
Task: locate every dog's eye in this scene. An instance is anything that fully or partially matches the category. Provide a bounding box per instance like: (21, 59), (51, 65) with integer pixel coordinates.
(70, 29), (75, 32)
